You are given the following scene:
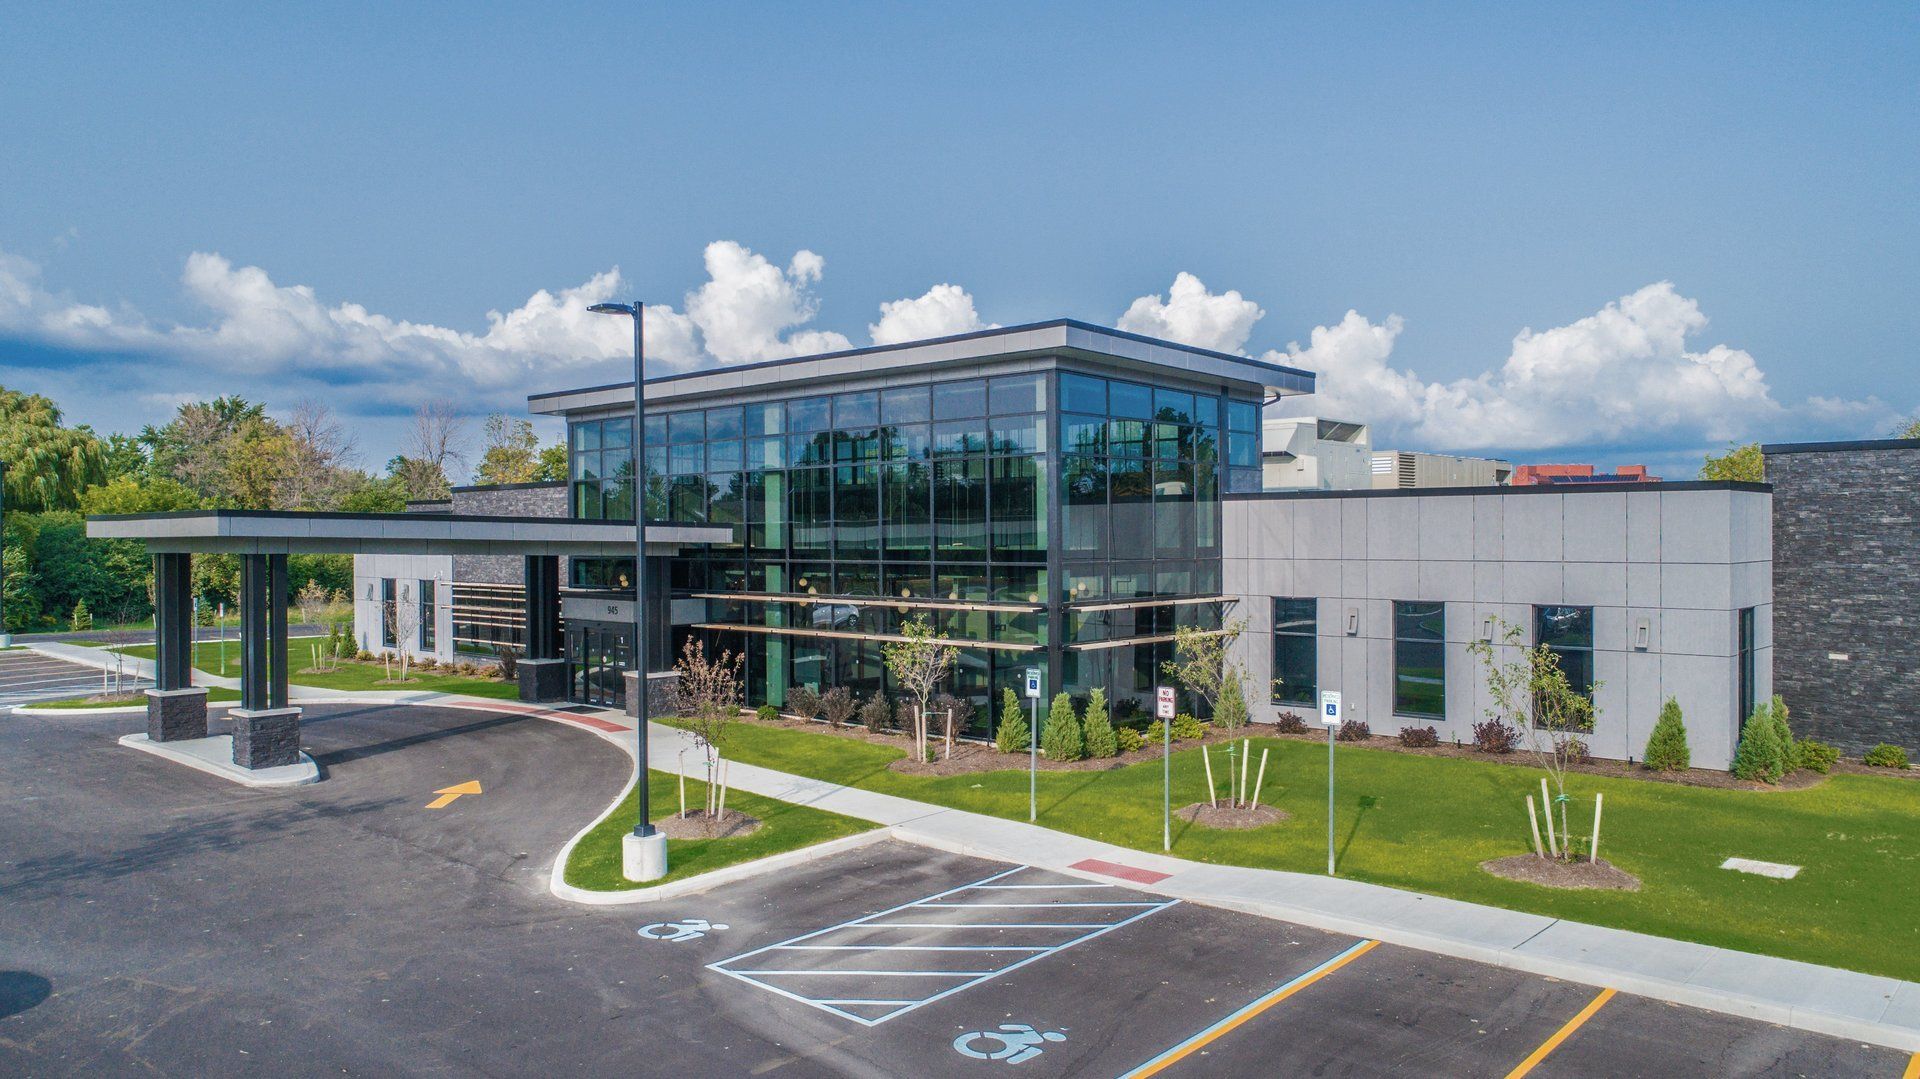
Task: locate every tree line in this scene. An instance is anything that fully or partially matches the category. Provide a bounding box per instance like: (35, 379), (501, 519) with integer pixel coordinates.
(1, 384), (563, 632)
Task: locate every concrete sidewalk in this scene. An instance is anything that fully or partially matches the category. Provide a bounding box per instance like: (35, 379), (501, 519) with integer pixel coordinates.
(632, 718), (1919, 1053)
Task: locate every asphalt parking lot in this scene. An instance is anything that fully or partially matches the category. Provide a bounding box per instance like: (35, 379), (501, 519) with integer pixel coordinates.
(0, 649), (147, 708)
(1, 699), (1909, 1076)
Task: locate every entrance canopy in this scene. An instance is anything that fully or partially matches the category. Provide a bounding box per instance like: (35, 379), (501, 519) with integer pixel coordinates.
(87, 509), (732, 555)
(86, 510), (730, 771)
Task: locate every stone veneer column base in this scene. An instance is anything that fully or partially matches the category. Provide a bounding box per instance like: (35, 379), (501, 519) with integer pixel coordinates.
(146, 687), (209, 742)
(626, 670), (681, 718)
(518, 657), (568, 703)
(229, 707), (303, 769)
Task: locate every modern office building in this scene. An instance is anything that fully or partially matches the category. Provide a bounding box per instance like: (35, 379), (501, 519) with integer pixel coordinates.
(346, 319), (1775, 766)
(1763, 437), (1920, 755)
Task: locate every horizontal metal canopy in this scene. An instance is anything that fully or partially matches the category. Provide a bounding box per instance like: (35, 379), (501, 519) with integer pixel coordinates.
(86, 510), (733, 556)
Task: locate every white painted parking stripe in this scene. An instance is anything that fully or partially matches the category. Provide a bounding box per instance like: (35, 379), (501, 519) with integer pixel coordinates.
(773, 945), (1053, 952)
(968, 883), (1116, 890)
(707, 866), (1179, 1027)
(729, 969), (995, 977)
(859, 922), (1116, 930)
(917, 894), (1167, 902)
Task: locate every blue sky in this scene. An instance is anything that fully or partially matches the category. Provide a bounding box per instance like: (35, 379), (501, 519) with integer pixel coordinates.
(2, 1), (1915, 478)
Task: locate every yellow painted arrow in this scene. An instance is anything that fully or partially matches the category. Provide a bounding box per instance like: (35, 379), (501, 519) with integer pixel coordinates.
(426, 780), (482, 809)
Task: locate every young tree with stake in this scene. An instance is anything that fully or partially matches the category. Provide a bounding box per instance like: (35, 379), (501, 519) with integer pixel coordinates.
(1469, 618), (1602, 861)
(882, 615), (957, 764)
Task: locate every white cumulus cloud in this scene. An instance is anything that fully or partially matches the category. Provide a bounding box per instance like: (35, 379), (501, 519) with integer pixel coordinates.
(684, 241), (851, 363)
(869, 283), (994, 346)
(1116, 272), (1264, 354)
(1273, 282), (1815, 451)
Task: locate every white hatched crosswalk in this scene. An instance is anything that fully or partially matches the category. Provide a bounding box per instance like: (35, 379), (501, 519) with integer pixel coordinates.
(706, 865), (1178, 1026)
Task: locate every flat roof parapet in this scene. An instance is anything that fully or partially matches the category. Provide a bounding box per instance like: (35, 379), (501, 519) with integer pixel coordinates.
(528, 318), (1314, 416)
(1225, 479), (1771, 501)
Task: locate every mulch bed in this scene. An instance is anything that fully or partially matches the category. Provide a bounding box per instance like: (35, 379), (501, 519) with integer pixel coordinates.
(655, 808), (762, 840)
(1176, 802), (1289, 829)
(1480, 854), (1641, 891)
(758, 714), (1264, 777)
(1259, 727), (1837, 791)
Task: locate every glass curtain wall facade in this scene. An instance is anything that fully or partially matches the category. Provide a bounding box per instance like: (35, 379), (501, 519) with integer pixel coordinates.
(565, 362), (1258, 737)
(1057, 371), (1251, 723)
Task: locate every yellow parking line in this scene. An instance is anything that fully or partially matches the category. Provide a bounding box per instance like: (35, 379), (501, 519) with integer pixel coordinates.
(1902, 1050), (1919, 1079)
(1119, 938), (1379, 1078)
(1503, 987), (1617, 1079)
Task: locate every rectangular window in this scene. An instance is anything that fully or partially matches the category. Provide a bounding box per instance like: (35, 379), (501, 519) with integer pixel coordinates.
(418, 579), (436, 651)
(1738, 607), (1757, 727)
(1535, 605), (1594, 702)
(833, 391), (879, 429)
(787, 395), (832, 432)
(705, 406), (743, 441)
(988, 373), (1044, 415)
(666, 410), (704, 444)
(933, 379), (987, 419)
(1059, 373), (1106, 414)
(380, 578), (397, 648)
(743, 402), (784, 437)
(880, 385), (931, 424)
(1109, 380), (1153, 419)
(1393, 600), (1446, 719)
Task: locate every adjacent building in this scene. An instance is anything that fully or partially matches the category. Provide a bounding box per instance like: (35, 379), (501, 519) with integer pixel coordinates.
(352, 319), (1775, 766)
(1513, 463), (1660, 486)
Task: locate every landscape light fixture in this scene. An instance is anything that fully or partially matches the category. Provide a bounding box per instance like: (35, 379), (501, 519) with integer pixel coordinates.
(587, 300), (667, 882)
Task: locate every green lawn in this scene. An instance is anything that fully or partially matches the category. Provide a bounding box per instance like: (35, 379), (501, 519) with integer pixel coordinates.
(115, 638), (520, 699)
(27, 686), (243, 708)
(564, 770), (877, 890)
(681, 720), (1920, 981)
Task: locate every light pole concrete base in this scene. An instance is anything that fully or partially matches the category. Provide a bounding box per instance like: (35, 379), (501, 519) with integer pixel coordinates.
(622, 830), (669, 882)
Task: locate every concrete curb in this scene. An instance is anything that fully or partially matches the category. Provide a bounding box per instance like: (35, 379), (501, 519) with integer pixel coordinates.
(118, 733), (319, 788)
(548, 828), (892, 907)
(18, 700), (241, 717)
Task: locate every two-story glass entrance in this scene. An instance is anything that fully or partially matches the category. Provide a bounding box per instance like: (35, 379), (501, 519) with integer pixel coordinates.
(567, 621), (632, 708)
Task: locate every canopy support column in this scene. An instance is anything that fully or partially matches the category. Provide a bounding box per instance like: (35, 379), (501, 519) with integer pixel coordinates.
(145, 552), (207, 742)
(518, 555), (567, 703)
(231, 552), (301, 769)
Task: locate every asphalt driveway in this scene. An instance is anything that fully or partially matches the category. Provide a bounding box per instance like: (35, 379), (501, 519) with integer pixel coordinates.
(0, 701), (1906, 1076)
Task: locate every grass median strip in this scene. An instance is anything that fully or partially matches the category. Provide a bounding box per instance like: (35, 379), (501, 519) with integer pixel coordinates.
(28, 686), (241, 708)
(674, 719), (1920, 982)
(564, 769), (878, 891)
(114, 639), (521, 699)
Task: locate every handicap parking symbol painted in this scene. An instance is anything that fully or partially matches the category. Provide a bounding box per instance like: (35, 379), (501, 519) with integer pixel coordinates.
(953, 1024), (1067, 1064)
(638, 918), (729, 942)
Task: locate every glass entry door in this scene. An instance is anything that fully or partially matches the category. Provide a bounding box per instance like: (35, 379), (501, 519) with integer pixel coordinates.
(567, 622), (633, 708)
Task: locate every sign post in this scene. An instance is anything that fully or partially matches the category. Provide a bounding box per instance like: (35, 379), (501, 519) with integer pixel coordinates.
(1024, 667), (1043, 822)
(1157, 686), (1176, 850)
(1320, 690), (1342, 875)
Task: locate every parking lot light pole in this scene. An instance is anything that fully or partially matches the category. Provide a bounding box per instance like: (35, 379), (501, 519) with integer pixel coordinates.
(589, 300), (666, 883)
(0, 460), (9, 647)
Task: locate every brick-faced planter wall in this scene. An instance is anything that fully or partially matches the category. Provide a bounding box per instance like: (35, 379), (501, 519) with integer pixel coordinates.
(1765, 440), (1920, 756)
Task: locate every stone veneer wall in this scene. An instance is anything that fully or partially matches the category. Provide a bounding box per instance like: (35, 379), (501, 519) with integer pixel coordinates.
(450, 483), (569, 585)
(1764, 441), (1920, 756)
